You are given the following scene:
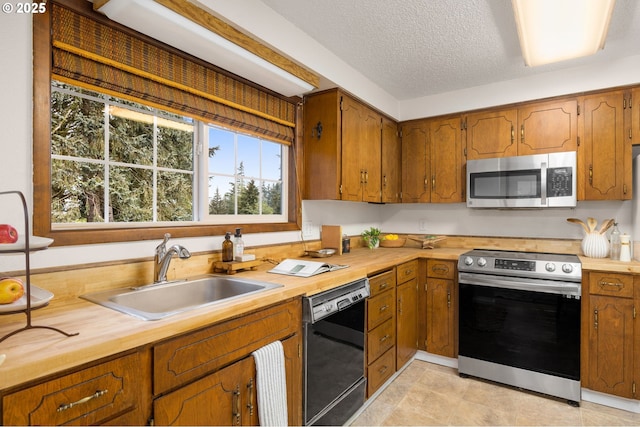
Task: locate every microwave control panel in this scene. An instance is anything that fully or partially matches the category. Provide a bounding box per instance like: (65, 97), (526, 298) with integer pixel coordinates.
(547, 167), (573, 197)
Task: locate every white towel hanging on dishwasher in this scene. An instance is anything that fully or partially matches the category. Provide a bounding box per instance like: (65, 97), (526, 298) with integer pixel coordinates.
(252, 340), (288, 426)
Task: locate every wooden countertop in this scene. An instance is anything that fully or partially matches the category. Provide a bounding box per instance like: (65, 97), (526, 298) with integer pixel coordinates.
(0, 244), (637, 391)
(0, 247), (462, 390)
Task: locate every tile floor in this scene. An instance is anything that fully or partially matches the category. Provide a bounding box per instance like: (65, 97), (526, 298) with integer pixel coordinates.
(351, 360), (640, 426)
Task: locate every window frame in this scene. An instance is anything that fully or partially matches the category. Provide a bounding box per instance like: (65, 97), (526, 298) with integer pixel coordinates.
(33, 6), (302, 247)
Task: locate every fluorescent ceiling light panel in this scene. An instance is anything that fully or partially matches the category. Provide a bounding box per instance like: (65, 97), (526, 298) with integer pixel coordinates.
(96, 0), (314, 97)
(512, 0), (615, 67)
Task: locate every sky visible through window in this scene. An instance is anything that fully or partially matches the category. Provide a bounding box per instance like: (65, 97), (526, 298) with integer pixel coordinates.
(208, 126), (282, 201)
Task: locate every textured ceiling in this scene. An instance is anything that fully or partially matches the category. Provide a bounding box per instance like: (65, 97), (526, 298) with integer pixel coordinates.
(258, 0), (640, 100)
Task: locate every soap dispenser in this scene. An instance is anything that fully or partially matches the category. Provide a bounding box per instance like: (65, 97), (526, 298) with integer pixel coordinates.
(234, 228), (244, 260)
(222, 232), (234, 262)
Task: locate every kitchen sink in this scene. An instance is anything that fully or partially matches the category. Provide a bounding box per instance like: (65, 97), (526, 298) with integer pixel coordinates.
(81, 275), (283, 321)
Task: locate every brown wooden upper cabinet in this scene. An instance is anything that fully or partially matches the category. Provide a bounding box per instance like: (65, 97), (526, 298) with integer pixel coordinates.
(580, 90), (632, 200)
(381, 116), (402, 203)
(466, 99), (578, 160)
(466, 109), (518, 159)
(303, 89), (386, 202)
(401, 117), (465, 203)
(632, 87), (640, 145)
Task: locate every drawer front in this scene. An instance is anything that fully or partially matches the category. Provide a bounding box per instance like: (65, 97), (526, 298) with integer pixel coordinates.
(368, 270), (396, 297)
(367, 347), (395, 397)
(2, 352), (148, 426)
(589, 272), (634, 298)
(396, 260), (418, 284)
(154, 298), (301, 395)
(427, 259), (455, 279)
(367, 289), (395, 330)
(367, 318), (395, 363)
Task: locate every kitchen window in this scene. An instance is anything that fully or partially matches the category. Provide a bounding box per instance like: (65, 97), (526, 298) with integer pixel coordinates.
(33, 1), (300, 246)
(50, 81), (288, 228)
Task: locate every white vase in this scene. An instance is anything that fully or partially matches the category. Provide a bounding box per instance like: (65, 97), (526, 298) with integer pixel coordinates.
(581, 232), (609, 258)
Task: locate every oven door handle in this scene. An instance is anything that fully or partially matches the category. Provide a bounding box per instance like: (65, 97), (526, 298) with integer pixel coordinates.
(458, 272), (581, 296)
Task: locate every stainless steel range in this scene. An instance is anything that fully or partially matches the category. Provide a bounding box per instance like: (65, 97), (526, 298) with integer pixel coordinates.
(458, 249), (582, 405)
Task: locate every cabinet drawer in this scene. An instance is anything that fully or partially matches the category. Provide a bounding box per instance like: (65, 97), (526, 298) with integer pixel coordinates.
(396, 260), (418, 284)
(2, 352), (149, 426)
(154, 298), (301, 395)
(367, 288), (395, 330)
(427, 259), (455, 279)
(368, 270), (396, 297)
(367, 318), (395, 363)
(589, 272), (634, 298)
(367, 347), (395, 397)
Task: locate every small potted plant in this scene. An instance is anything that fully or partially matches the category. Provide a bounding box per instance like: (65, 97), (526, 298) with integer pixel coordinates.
(361, 227), (381, 249)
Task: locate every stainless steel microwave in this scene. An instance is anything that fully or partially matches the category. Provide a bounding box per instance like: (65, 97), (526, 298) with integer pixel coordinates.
(466, 151), (576, 208)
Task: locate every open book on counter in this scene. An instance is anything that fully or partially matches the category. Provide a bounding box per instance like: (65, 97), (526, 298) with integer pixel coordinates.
(268, 258), (349, 278)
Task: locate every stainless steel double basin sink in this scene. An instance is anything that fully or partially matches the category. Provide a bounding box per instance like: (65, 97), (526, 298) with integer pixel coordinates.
(81, 275), (282, 321)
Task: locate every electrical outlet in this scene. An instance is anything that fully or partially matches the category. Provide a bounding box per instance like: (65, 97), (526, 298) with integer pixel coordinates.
(419, 219), (428, 231)
(302, 221), (314, 238)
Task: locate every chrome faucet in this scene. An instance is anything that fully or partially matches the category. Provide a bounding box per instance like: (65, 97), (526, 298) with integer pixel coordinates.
(154, 233), (191, 283)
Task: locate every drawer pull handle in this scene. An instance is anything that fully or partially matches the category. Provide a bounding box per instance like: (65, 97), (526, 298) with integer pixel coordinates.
(379, 283), (388, 290)
(379, 304), (389, 312)
(247, 378), (254, 416)
(380, 334), (390, 343)
(378, 365), (388, 375)
(432, 266), (449, 273)
(57, 389), (108, 412)
(598, 280), (623, 288)
(233, 386), (241, 424)
(404, 269), (413, 275)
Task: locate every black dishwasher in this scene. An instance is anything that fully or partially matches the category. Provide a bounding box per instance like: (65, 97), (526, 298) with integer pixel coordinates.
(303, 278), (369, 426)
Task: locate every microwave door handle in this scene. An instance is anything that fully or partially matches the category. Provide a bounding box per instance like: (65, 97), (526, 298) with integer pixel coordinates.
(541, 162), (547, 205)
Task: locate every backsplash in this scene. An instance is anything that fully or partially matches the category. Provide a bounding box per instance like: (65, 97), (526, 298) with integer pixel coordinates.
(302, 199), (633, 242)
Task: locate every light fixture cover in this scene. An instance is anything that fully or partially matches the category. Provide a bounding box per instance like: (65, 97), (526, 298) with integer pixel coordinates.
(96, 0), (315, 96)
(512, 0), (615, 66)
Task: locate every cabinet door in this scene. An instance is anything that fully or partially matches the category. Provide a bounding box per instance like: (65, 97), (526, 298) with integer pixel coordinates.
(303, 90), (341, 200)
(396, 278), (418, 369)
(426, 278), (456, 357)
(381, 116), (401, 203)
(588, 296), (635, 398)
(430, 117), (464, 202)
(631, 88), (640, 145)
(154, 356), (256, 426)
(517, 99), (578, 155)
(341, 96), (381, 202)
(582, 91), (631, 200)
(401, 120), (430, 202)
(466, 109), (517, 159)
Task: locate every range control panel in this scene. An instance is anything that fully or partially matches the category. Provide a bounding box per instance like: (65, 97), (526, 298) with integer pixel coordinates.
(459, 249), (582, 282)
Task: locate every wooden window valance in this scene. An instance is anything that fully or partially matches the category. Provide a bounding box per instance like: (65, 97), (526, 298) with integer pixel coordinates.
(51, 1), (296, 144)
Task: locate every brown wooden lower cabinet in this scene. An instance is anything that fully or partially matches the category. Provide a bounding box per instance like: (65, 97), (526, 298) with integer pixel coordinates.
(152, 298), (302, 426)
(396, 277), (418, 369)
(425, 259), (457, 358)
(582, 271), (638, 400)
(154, 335), (299, 426)
(365, 269), (396, 396)
(2, 298), (302, 426)
(2, 350), (151, 426)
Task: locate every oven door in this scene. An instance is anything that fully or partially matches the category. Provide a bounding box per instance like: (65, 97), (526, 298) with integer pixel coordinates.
(303, 299), (365, 425)
(458, 281), (580, 380)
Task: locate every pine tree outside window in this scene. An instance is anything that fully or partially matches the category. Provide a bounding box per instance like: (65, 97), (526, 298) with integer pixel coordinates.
(50, 82), (287, 227)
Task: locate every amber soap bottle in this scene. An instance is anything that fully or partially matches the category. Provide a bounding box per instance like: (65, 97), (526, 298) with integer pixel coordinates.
(222, 232), (234, 262)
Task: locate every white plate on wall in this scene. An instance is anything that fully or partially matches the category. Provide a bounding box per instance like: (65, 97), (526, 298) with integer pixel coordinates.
(0, 236), (53, 252)
(0, 285), (54, 313)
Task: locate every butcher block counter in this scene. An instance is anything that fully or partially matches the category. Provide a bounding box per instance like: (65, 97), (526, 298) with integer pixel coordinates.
(0, 247), (462, 391)
(0, 239), (637, 392)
